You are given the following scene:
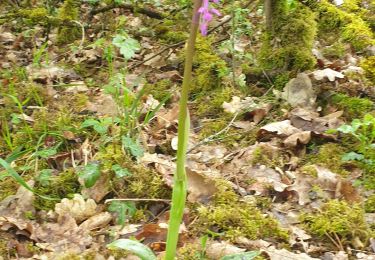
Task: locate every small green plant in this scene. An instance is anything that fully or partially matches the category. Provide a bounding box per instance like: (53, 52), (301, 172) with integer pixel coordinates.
(77, 162), (101, 188)
(108, 201), (137, 226)
(107, 239), (157, 260)
(112, 33), (141, 61)
(336, 114), (375, 166)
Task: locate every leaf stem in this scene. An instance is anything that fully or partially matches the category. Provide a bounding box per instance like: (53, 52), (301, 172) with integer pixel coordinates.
(165, 1), (202, 259)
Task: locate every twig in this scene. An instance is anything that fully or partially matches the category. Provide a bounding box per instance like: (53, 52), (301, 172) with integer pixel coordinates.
(73, 20), (85, 49)
(105, 198), (171, 203)
(90, 3), (164, 19)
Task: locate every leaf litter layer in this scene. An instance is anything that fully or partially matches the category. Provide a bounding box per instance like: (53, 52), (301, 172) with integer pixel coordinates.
(0, 0), (374, 259)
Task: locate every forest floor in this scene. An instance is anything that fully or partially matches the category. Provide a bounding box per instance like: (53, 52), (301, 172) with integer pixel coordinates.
(0, 0), (374, 259)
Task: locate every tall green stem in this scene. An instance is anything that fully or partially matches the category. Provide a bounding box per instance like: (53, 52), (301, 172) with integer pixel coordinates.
(165, 0), (202, 259)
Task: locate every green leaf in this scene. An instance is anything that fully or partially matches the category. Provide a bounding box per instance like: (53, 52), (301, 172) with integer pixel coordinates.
(112, 35), (140, 60)
(342, 152), (364, 161)
(107, 239), (156, 260)
(112, 164), (132, 178)
(81, 118), (100, 128)
(337, 124), (354, 134)
(34, 148), (57, 159)
(122, 136), (144, 158)
(36, 169), (53, 186)
(0, 159), (57, 200)
(220, 251), (260, 260)
(108, 201), (136, 226)
(77, 162), (101, 188)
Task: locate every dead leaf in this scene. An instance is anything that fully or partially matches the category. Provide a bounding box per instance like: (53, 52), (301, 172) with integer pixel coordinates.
(205, 241), (245, 260)
(31, 214), (92, 253)
(264, 246), (319, 260)
(313, 68), (344, 82)
(55, 194), (97, 223)
(283, 131), (311, 147)
(79, 212), (112, 230)
(259, 120), (301, 137)
(186, 168), (218, 203)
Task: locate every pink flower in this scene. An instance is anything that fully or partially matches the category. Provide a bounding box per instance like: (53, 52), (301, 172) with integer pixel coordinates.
(198, 0), (221, 36)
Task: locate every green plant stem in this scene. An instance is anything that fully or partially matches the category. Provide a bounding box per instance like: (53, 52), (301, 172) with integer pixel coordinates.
(165, 0), (202, 259)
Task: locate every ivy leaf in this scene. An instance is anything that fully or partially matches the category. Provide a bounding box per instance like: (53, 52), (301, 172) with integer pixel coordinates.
(112, 164), (132, 178)
(77, 162), (101, 188)
(122, 136), (144, 159)
(108, 201), (136, 225)
(112, 35), (140, 60)
(107, 239), (156, 260)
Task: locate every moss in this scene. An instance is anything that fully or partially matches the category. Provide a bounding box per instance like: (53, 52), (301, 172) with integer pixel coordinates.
(194, 181), (289, 242)
(300, 164), (318, 177)
(365, 194), (375, 213)
(144, 79), (173, 102)
(190, 36), (229, 95)
(259, 2), (317, 72)
(57, 0), (80, 45)
(322, 41), (346, 59)
(273, 72), (291, 90)
(306, 143), (349, 176)
(177, 242), (204, 260)
(312, 0), (375, 51)
(341, 18), (375, 50)
(33, 169), (81, 211)
(17, 7), (49, 23)
(301, 200), (371, 248)
(251, 144), (286, 168)
(195, 87), (239, 118)
(96, 144), (171, 200)
(0, 178), (18, 201)
(360, 56), (375, 84)
(330, 93), (373, 119)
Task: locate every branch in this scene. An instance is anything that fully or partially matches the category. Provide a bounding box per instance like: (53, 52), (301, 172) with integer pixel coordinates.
(90, 3), (164, 19)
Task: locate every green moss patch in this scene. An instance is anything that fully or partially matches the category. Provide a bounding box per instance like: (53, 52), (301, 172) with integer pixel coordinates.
(301, 199), (372, 249)
(330, 93), (373, 119)
(193, 182), (288, 242)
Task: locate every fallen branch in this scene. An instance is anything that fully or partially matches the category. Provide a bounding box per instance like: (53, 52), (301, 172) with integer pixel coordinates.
(90, 3), (164, 19)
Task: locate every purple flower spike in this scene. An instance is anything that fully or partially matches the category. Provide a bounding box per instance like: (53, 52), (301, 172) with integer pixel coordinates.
(198, 0), (221, 36)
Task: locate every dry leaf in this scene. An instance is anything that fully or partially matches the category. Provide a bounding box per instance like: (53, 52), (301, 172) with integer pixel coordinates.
(205, 241), (245, 260)
(260, 120), (301, 136)
(55, 194), (97, 223)
(264, 247), (319, 260)
(313, 68), (344, 81)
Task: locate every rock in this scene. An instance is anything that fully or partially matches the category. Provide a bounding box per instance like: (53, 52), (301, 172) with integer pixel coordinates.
(282, 73), (316, 109)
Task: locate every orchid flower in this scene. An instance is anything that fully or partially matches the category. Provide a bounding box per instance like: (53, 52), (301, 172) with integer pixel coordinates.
(198, 0), (221, 35)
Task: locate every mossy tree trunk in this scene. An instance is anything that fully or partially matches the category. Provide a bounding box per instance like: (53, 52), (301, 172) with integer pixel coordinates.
(260, 0), (317, 73)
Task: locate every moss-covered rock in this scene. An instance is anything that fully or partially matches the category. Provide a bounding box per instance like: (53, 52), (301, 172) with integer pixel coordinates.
(301, 199), (372, 249)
